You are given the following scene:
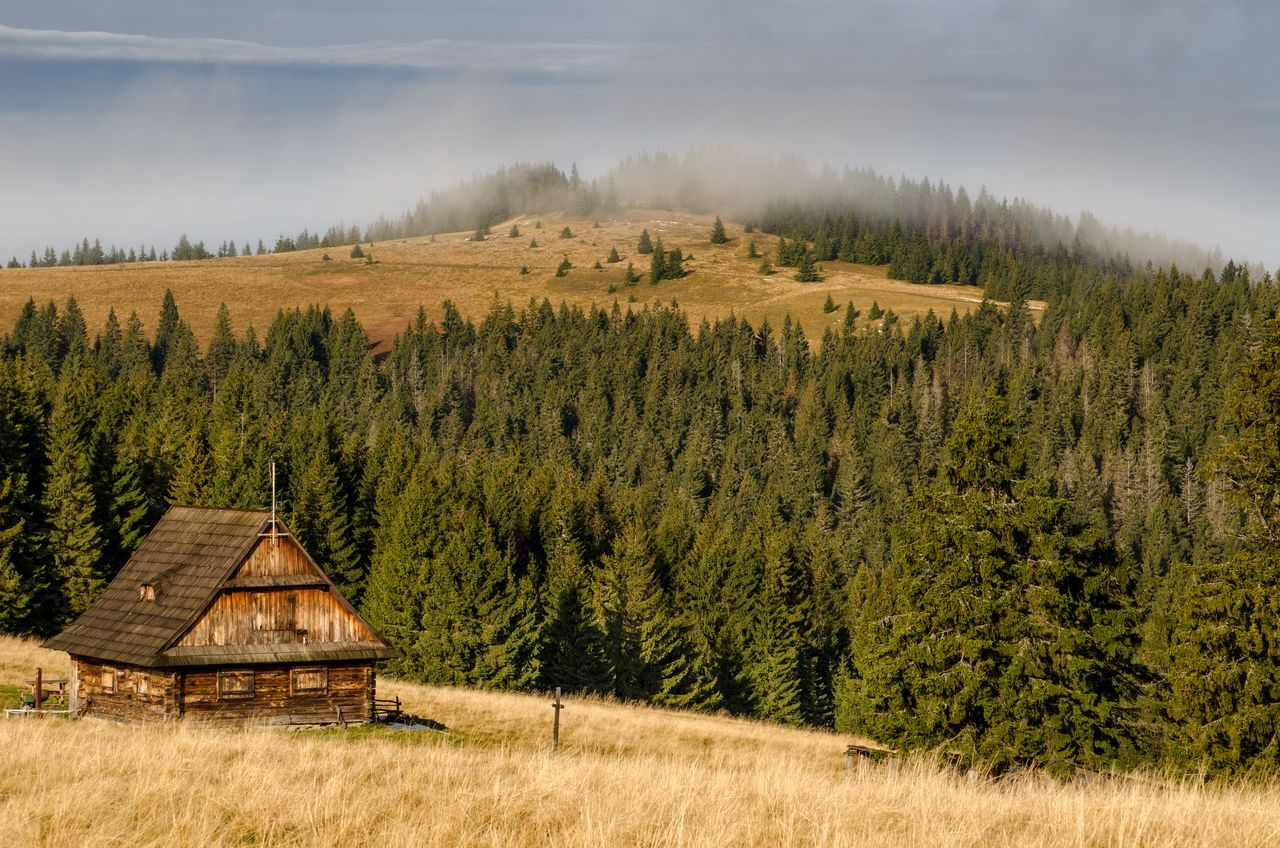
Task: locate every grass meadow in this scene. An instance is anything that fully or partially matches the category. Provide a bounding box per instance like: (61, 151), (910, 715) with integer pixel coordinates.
(1, 635), (1277, 847)
(0, 213), (1034, 351)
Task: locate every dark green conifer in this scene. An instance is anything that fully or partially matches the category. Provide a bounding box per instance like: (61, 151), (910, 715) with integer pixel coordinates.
(710, 216), (728, 244)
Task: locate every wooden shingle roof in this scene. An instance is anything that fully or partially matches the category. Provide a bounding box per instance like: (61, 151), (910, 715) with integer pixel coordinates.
(43, 506), (394, 667)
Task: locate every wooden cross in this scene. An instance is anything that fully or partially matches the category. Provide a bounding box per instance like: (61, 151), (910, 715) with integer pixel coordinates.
(552, 686), (563, 752)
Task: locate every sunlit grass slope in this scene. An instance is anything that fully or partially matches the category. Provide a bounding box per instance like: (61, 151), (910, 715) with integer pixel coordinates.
(0, 213), (1036, 350)
(0, 635), (1276, 847)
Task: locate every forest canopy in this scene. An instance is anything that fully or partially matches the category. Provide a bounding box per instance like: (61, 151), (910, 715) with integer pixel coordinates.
(3, 245), (1280, 774)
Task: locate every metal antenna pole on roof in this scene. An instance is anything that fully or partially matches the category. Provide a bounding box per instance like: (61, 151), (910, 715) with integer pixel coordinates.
(271, 461), (278, 548)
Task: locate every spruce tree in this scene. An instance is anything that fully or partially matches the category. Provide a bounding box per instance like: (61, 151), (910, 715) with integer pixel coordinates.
(710, 215), (728, 244)
(839, 391), (1141, 774)
(362, 461), (451, 676)
(607, 246), (621, 263)
(207, 303), (236, 390)
(0, 484), (27, 632)
(649, 238), (666, 283)
(593, 522), (699, 703)
(290, 431), (362, 601)
(167, 428), (213, 506)
(539, 530), (610, 694)
(794, 250), (823, 282)
(43, 367), (106, 625)
(637, 229), (653, 254)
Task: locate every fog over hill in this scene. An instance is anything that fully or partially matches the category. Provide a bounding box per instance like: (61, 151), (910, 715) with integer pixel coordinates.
(0, 2), (1275, 268)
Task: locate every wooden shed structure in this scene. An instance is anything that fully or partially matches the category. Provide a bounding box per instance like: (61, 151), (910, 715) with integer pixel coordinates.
(44, 506), (396, 725)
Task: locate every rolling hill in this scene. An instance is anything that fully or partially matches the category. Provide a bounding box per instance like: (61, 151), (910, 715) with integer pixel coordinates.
(0, 211), (1037, 350)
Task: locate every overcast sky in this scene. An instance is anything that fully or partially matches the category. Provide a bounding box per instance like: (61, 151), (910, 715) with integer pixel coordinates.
(0, 1), (1275, 267)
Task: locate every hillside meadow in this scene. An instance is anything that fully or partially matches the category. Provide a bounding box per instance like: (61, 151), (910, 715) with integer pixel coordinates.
(0, 213), (1034, 349)
(2, 636), (1278, 847)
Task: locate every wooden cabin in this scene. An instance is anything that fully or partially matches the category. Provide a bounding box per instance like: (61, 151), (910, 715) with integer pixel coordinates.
(44, 506), (396, 725)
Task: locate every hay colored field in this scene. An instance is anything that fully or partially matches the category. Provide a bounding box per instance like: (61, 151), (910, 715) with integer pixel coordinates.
(0, 213), (1038, 350)
(0, 634), (1275, 848)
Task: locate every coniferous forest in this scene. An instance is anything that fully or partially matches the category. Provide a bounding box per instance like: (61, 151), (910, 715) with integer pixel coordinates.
(4, 190), (1280, 775)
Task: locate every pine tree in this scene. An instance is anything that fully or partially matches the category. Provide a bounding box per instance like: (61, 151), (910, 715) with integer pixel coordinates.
(839, 392), (1141, 774)
(290, 426), (362, 600)
(508, 224), (520, 238)
(1162, 319), (1280, 771)
(539, 528), (610, 694)
(607, 246), (621, 263)
(207, 303), (236, 390)
(593, 522), (700, 703)
(153, 289), (180, 372)
(0, 482), (28, 631)
(794, 250), (823, 282)
(559, 226), (574, 239)
(43, 368), (106, 625)
(1165, 551), (1280, 771)
(710, 215), (728, 244)
(637, 229), (653, 254)
(362, 461), (451, 676)
(649, 237), (666, 283)
(556, 256), (572, 277)
(167, 428), (213, 506)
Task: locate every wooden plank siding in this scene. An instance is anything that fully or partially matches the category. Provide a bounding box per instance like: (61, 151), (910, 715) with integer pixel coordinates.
(235, 536), (322, 579)
(75, 658), (181, 722)
(181, 662), (373, 725)
(175, 588), (376, 647)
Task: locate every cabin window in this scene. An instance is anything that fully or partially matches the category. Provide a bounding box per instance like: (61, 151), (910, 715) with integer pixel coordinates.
(101, 668), (116, 693)
(136, 673), (150, 697)
(218, 669), (255, 699)
(290, 667), (327, 696)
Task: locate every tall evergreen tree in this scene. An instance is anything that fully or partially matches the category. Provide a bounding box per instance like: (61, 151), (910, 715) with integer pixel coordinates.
(840, 391), (1141, 773)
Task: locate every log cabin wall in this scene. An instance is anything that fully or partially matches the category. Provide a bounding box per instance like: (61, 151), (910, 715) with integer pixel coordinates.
(180, 662), (373, 725)
(174, 588), (376, 647)
(75, 658), (180, 722)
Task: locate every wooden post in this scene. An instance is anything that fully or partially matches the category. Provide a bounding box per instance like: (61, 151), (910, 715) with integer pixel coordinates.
(551, 687), (563, 752)
(34, 666), (42, 711)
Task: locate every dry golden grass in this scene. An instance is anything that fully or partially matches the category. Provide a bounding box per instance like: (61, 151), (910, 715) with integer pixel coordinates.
(0, 213), (1040, 350)
(2, 636), (1278, 847)
(0, 635), (65, 688)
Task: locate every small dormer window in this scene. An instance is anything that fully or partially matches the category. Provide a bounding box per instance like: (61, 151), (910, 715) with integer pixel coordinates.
(139, 584), (155, 601)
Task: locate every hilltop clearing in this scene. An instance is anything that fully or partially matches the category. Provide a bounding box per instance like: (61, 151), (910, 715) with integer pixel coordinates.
(0, 212), (1037, 350)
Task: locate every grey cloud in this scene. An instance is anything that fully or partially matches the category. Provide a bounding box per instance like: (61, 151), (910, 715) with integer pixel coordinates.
(0, 24), (632, 76)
